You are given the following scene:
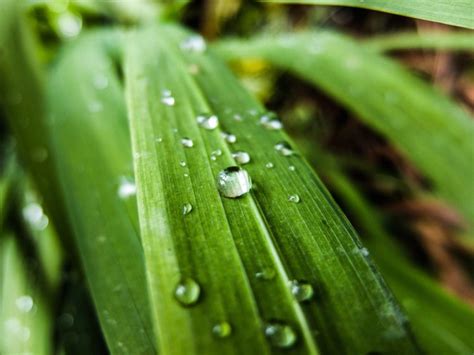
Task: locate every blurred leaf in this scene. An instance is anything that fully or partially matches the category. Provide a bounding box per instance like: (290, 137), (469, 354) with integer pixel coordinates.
(125, 24), (420, 354)
(260, 0), (474, 29)
(365, 31), (474, 52)
(215, 32), (474, 235)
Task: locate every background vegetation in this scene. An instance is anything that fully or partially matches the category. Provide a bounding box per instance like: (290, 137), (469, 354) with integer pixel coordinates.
(0, 0), (473, 354)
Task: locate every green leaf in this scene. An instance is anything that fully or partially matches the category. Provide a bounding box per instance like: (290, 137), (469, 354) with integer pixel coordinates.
(365, 31), (474, 52)
(0, 2), (155, 351)
(214, 32), (474, 234)
(324, 167), (474, 354)
(125, 24), (420, 354)
(260, 0), (474, 29)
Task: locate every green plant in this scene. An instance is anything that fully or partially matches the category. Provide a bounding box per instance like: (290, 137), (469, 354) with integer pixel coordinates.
(1, 1), (473, 354)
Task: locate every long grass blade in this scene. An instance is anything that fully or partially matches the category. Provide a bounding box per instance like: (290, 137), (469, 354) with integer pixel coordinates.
(260, 0), (474, 29)
(215, 32), (474, 234)
(126, 24), (420, 354)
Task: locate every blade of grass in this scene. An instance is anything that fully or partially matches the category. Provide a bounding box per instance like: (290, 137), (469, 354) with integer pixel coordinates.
(325, 167), (474, 354)
(214, 32), (474, 235)
(126, 24), (421, 354)
(260, 0), (474, 29)
(364, 31), (474, 52)
(0, 2), (156, 351)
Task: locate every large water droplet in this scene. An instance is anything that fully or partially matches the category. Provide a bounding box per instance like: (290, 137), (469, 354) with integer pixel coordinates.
(255, 267), (276, 280)
(288, 194), (300, 203)
(222, 132), (237, 144)
(232, 151), (251, 165)
(180, 35), (206, 53)
(161, 90), (175, 106)
(118, 178), (137, 199)
(181, 137), (194, 148)
(15, 296), (33, 313)
(275, 141), (294, 156)
(212, 321), (232, 338)
(197, 113), (219, 130)
(260, 112), (283, 130)
(174, 278), (201, 306)
(182, 203), (193, 215)
(289, 280), (314, 302)
(264, 322), (297, 348)
(217, 167), (252, 198)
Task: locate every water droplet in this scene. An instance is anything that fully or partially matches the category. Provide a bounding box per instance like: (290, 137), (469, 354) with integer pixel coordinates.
(180, 35), (206, 53)
(275, 141), (294, 156)
(210, 149), (222, 161)
(22, 203), (49, 230)
(179, 160), (187, 167)
(217, 166), (252, 198)
(233, 113), (243, 121)
(288, 165), (296, 171)
(222, 132), (237, 143)
(265, 162), (274, 169)
(289, 280), (314, 302)
(156, 137), (163, 143)
(181, 137), (194, 148)
(361, 247), (369, 257)
(93, 74), (109, 90)
(182, 203), (193, 215)
(212, 321), (232, 338)
(88, 100), (103, 113)
(197, 113), (219, 130)
(255, 267), (275, 280)
(232, 151), (251, 165)
(184, 173), (189, 177)
(57, 11), (82, 39)
(174, 278), (201, 306)
(260, 112), (283, 130)
(118, 178), (136, 199)
(15, 296), (33, 313)
(288, 194), (300, 203)
(264, 322), (297, 348)
(161, 90), (175, 106)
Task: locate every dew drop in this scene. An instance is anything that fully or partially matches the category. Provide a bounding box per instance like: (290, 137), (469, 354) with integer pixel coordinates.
(161, 90), (175, 106)
(289, 280), (314, 302)
(288, 165), (296, 171)
(156, 137), (163, 143)
(232, 151), (251, 165)
(174, 278), (201, 306)
(88, 100), (103, 113)
(260, 112), (283, 130)
(197, 113), (219, 130)
(255, 267), (276, 280)
(265, 162), (274, 169)
(57, 12), (82, 39)
(179, 160), (187, 167)
(210, 149), (222, 161)
(22, 203), (49, 231)
(182, 203), (193, 215)
(212, 321), (232, 338)
(264, 322), (297, 348)
(180, 35), (206, 53)
(222, 132), (237, 143)
(275, 141), (294, 156)
(233, 113), (243, 121)
(15, 295), (33, 313)
(217, 166), (252, 198)
(288, 194), (300, 203)
(118, 178), (136, 199)
(181, 137), (194, 148)
(361, 247), (370, 257)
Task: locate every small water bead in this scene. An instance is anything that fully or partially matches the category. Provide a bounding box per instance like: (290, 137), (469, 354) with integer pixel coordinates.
(196, 113), (219, 130)
(259, 112), (283, 130)
(57, 11), (82, 39)
(275, 141), (294, 156)
(222, 132), (237, 144)
(161, 90), (175, 106)
(212, 321), (232, 338)
(255, 267), (276, 280)
(156, 137), (163, 143)
(265, 162), (274, 169)
(210, 149), (222, 161)
(288, 165), (296, 171)
(233, 113), (243, 121)
(289, 280), (314, 302)
(288, 194), (300, 203)
(118, 178), (137, 199)
(15, 295), (34, 313)
(180, 35), (207, 53)
(217, 167), (252, 198)
(232, 151), (251, 165)
(179, 160), (187, 167)
(264, 322), (297, 348)
(88, 100), (103, 113)
(360, 247), (370, 257)
(182, 203), (193, 215)
(181, 137), (194, 148)
(22, 203), (49, 231)
(174, 278), (201, 306)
